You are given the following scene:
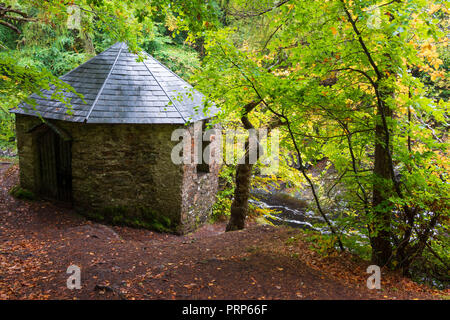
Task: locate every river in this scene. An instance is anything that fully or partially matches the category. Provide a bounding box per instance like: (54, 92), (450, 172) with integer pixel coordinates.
(250, 192), (327, 232)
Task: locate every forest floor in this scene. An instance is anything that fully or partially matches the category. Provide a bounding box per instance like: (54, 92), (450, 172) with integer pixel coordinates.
(0, 162), (447, 300)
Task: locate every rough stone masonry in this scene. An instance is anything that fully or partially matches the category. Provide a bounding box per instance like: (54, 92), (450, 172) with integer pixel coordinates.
(15, 114), (219, 234)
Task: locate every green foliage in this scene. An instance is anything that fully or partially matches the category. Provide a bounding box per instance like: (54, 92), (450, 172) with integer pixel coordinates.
(0, 52), (82, 149)
(301, 229), (341, 257)
(0, 25), (18, 49)
(9, 185), (36, 201)
(140, 23), (200, 80)
(22, 38), (89, 77)
(210, 160), (284, 223)
(0, 112), (15, 149)
(408, 231), (450, 289)
(193, 0), (449, 279)
(211, 165), (235, 222)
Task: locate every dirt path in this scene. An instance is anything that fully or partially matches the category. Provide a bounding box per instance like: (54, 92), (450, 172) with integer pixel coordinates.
(0, 164), (445, 300)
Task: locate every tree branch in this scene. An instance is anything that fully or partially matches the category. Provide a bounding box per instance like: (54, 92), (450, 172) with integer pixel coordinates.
(229, 0), (291, 18)
(0, 19), (20, 33)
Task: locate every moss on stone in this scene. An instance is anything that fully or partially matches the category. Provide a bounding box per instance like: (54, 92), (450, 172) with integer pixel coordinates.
(83, 205), (174, 233)
(9, 185), (36, 200)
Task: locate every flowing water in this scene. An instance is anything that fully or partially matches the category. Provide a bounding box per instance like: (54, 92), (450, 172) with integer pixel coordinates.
(250, 192), (327, 232)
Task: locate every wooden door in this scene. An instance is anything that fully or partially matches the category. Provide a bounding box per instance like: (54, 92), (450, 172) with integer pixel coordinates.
(37, 129), (72, 202)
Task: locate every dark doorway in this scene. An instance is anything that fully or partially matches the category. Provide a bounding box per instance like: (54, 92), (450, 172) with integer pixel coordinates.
(37, 128), (72, 202)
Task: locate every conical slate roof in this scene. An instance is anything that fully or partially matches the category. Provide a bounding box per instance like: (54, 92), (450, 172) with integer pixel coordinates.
(12, 42), (217, 124)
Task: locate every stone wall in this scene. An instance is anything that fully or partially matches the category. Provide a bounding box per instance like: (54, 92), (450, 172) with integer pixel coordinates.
(180, 123), (220, 233)
(15, 114), (220, 233)
(15, 115), (38, 192)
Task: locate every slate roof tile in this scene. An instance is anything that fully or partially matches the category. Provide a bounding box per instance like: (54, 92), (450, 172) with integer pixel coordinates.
(11, 42), (218, 124)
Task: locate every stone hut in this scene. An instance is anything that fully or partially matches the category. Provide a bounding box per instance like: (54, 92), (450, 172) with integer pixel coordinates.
(11, 42), (220, 234)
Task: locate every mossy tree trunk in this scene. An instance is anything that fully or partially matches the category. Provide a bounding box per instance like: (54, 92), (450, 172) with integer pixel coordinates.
(226, 155), (253, 231)
(226, 101), (260, 232)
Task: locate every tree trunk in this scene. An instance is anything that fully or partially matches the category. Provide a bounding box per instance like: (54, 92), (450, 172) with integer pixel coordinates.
(226, 160), (253, 231)
(226, 100), (262, 232)
(370, 97), (393, 266)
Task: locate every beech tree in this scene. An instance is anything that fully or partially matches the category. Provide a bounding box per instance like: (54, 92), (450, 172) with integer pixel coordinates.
(194, 0), (448, 272)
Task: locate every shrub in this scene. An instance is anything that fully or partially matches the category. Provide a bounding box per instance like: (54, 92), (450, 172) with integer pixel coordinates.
(9, 185), (36, 200)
